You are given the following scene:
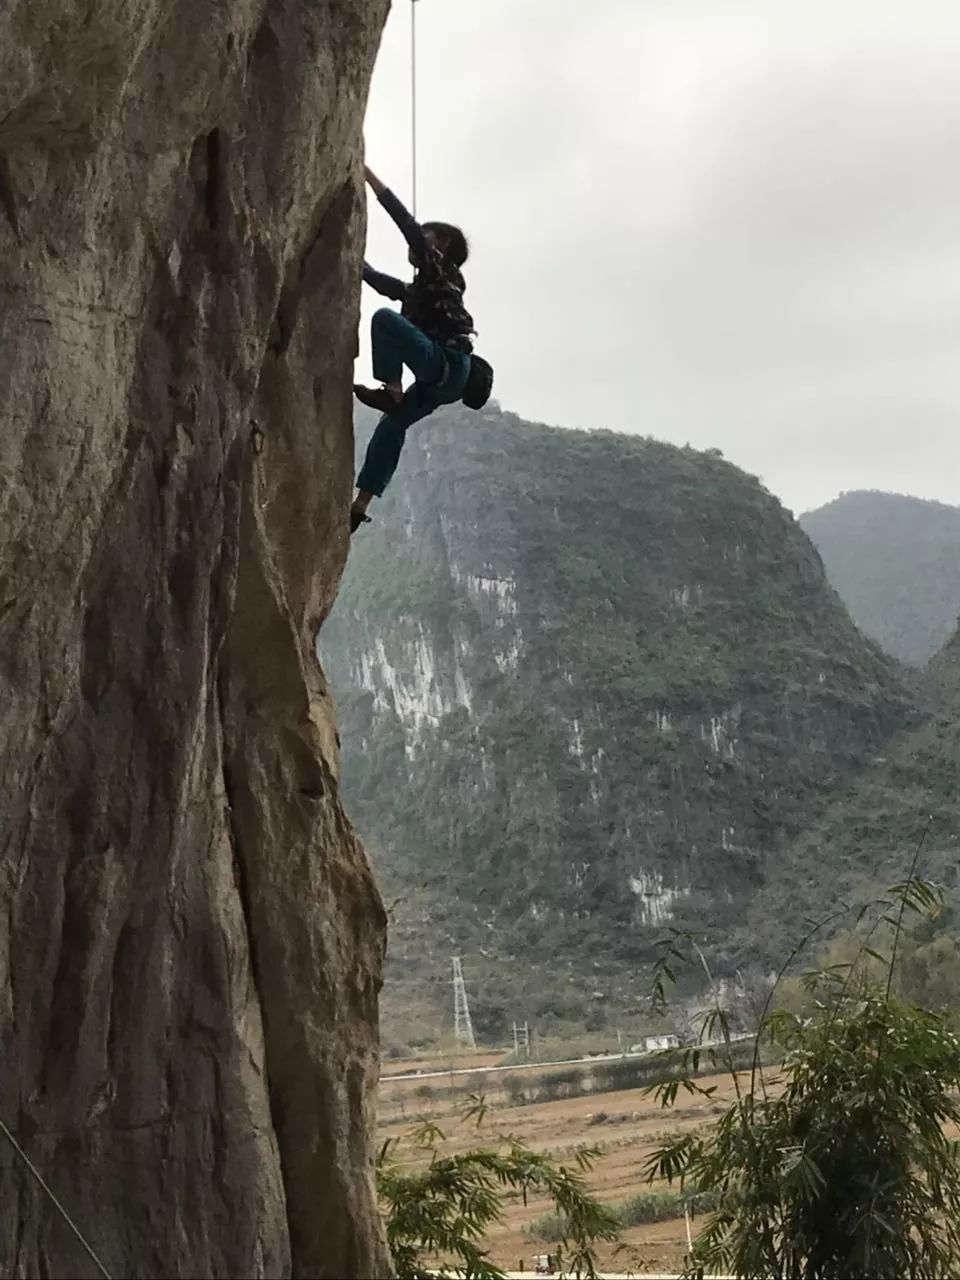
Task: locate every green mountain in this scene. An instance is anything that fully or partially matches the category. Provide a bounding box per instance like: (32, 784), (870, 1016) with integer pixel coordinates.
(322, 407), (919, 1050)
(741, 624), (960, 973)
(800, 491), (960, 665)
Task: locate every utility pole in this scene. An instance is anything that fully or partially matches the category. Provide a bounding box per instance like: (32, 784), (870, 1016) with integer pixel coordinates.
(452, 956), (477, 1050)
(513, 1020), (531, 1059)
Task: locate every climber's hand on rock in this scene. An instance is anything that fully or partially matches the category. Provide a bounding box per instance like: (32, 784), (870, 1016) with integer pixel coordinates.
(364, 165), (386, 196)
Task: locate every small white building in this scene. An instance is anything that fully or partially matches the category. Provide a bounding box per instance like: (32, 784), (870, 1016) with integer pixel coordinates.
(630, 1034), (680, 1054)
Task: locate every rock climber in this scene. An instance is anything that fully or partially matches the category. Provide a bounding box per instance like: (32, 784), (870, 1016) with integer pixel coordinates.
(350, 164), (490, 533)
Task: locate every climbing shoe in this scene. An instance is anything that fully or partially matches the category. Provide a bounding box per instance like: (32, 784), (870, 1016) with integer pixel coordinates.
(353, 384), (402, 415)
(350, 509), (372, 535)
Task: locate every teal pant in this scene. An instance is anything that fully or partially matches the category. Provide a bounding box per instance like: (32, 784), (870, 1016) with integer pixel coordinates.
(357, 309), (470, 496)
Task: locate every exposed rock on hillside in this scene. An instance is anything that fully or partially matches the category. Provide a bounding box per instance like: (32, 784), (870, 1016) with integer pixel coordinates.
(0, 2), (389, 1276)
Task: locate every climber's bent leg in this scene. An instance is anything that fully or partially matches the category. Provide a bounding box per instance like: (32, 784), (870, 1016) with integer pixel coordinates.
(351, 333), (469, 532)
(355, 388), (435, 499)
(371, 308), (448, 388)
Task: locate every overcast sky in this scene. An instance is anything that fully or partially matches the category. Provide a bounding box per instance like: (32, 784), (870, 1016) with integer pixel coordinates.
(360, 1), (959, 515)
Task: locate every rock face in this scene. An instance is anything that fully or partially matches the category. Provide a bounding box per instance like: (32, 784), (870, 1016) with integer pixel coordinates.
(324, 407), (919, 1047)
(0, 3), (389, 1277)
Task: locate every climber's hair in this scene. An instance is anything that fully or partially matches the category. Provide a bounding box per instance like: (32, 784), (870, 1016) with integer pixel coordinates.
(422, 221), (469, 267)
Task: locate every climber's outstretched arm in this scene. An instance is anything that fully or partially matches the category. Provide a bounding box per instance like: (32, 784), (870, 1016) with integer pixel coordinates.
(364, 164), (428, 266)
(363, 262), (408, 301)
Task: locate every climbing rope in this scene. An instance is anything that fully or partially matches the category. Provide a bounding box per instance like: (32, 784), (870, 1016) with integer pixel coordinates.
(410, 0), (419, 217)
(0, 1113), (112, 1278)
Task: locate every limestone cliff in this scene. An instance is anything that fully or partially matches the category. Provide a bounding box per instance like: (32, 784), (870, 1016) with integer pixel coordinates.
(324, 407), (919, 1047)
(0, 2), (389, 1276)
